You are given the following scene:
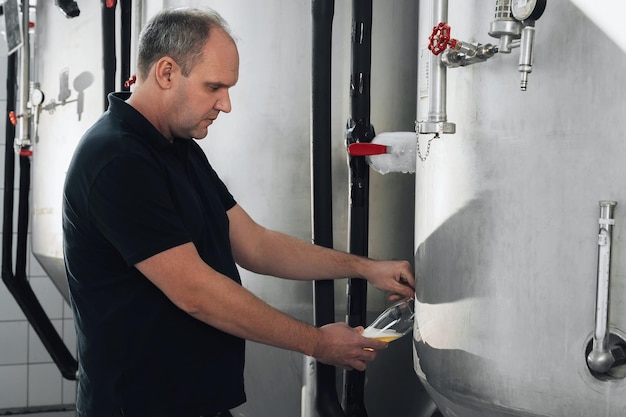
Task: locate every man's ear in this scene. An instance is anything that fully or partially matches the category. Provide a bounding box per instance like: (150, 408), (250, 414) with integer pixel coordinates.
(154, 57), (176, 89)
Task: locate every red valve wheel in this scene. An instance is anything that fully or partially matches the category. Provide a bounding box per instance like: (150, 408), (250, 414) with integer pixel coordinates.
(428, 22), (453, 56)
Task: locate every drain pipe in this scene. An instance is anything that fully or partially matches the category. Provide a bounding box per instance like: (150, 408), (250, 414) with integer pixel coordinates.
(120, 0), (132, 91)
(342, 1), (374, 416)
(310, 1), (346, 417)
(102, 0), (117, 109)
(1, 42), (78, 380)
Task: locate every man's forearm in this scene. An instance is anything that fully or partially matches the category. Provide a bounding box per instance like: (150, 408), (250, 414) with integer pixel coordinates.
(242, 228), (371, 281)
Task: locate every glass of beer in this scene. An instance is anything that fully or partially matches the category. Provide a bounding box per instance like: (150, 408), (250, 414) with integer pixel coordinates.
(362, 298), (415, 342)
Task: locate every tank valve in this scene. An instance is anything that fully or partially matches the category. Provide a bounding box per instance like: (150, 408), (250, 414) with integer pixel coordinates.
(432, 0), (547, 90)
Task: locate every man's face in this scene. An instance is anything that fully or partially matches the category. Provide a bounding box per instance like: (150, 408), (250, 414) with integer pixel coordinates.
(168, 29), (239, 140)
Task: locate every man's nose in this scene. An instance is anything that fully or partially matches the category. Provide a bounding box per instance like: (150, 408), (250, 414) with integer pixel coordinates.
(215, 90), (232, 113)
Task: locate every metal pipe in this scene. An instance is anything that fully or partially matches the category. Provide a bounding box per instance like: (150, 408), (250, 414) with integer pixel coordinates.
(587, 200), (619, 374)
(120, 0), (132, 91)
(417, 0), (455, 135)
(16, 0), (31, 150)
(428, 0), (447, 123)
(101, 0), (117, 109)
(310, 1), (346, 416)
(518, 23), (535, 91)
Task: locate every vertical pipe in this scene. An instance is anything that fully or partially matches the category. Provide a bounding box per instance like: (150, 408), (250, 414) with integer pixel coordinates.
(120, 0), (132, 90)
(311, 1), (346, 416)
(2, 49), (18, 301)
(587, 201), (618, 374)
(101, 0), (117, 109)
(343, 1), (373, 416)
(17, 0), (31, 149)
(417, 0), (454, 135)
(428, 0), (447, 123)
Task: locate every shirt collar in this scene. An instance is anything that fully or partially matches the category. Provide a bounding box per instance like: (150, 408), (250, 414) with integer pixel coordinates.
(107, 92), (183, 151)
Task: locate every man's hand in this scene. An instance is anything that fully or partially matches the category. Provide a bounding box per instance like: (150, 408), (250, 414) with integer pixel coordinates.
(362, 259), (415, 301)
(312, 323), (388, 371)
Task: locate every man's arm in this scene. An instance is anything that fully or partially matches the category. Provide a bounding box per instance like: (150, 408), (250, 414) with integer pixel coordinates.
(227, 204), (415, 299)
(135, 242), (387, 370)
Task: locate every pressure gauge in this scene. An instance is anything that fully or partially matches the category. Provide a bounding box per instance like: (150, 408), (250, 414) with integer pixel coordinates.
(30, 88), (45, 106)
(511, 0), (546, 21)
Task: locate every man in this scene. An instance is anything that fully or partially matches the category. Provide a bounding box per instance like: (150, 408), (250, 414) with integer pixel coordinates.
(63, 7), (414, 417)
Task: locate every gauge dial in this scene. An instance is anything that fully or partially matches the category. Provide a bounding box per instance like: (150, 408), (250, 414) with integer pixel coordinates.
(30, 88), (45, 106)
(512, 0), (546, 21)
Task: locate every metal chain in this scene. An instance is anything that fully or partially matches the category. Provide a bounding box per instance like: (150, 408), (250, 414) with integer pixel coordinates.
(416, 133), (439, 162)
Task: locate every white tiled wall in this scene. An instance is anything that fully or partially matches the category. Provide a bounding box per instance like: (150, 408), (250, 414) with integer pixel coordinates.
(0, 40), (77, 410)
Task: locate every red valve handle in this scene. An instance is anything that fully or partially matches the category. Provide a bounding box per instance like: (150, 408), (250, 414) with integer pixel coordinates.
(124, 74), (136, 88)
(428, 22), (456, 55)
(348, 143), (388, 156)
(8, 111), (19, 126)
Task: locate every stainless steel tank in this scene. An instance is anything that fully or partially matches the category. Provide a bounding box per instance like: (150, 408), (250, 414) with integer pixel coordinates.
(413, 0), (626, 416)
(31, 1), (424, 415)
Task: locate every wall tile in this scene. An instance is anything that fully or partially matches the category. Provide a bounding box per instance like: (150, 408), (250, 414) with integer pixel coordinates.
(0, 284), (26, 321)
(62, 377), (77, 405)
(0, 321), (28, 365)
(0, 364), (28, 408)
(28, 363), (63, 407)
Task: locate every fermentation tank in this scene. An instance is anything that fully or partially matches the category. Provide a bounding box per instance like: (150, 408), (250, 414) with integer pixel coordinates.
(413, 0), (626, 416)
(29, 0), (423, 416)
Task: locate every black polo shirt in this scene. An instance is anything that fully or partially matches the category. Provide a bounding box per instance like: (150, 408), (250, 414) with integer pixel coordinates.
(63, 92), (246, 416)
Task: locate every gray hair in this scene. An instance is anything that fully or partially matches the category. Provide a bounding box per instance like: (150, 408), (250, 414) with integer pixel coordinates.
(136, 7), (235, 80)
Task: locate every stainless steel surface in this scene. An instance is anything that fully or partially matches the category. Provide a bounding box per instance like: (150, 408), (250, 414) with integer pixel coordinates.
(30, 1), (423, 416)
(414, 0), (626, 415)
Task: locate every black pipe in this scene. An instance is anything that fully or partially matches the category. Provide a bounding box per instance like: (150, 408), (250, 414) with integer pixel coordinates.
(120, 0), (132, 91)
(101, 0), (117, 109)
(1, 52), (78, 381)
(311, 1), (346, 417)
(342, 0), (374, 416)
